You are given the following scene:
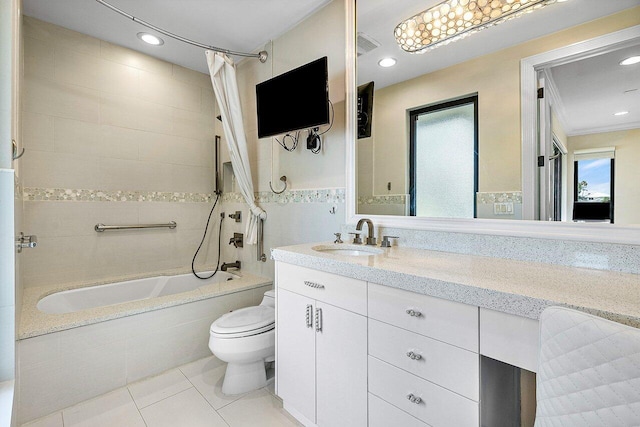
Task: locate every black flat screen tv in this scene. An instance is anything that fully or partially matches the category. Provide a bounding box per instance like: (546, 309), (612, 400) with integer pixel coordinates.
(256, 57), (329, 139)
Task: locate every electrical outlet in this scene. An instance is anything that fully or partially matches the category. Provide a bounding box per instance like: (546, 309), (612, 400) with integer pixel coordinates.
(494, 202), (514, 215)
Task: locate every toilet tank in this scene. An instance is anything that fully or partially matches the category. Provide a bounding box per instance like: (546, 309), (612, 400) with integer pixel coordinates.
(261, 290), (275, 307)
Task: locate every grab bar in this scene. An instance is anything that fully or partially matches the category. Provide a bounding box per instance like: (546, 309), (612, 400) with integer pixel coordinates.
(257, 218), (266, 262)
(95, 221), (177, 232)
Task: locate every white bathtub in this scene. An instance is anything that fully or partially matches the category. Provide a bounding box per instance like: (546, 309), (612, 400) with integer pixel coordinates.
(20, 270), (272, 423)
(37, 271), (237, 314)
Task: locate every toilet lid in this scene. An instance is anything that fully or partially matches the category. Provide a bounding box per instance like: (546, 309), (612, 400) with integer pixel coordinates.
(210, 305), (275, 336)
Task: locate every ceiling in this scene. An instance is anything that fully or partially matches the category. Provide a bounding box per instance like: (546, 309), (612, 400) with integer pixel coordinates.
(21, 0), (640, 134)
(549, 44), (640, 136)
(357, 0), (640, 135)
(22, 0), (332, 73)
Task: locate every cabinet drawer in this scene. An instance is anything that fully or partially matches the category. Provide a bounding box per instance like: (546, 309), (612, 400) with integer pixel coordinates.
(368, 282), (478, 351)
(369, 319), (479, 401)
(277, 262), (367, 315)
(369, 356), (479, 427)
(369, 393), (428, 427)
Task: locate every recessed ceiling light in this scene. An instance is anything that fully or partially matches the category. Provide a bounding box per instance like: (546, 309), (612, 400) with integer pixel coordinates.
(137, 32), (164, 46)
(620, 56), (640, 66)
(378, 58), (397, 68)
(614, 111), (629, 116)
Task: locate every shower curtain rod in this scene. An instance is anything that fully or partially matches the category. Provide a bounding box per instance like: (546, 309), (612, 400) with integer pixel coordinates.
(95, 0), (268, 63)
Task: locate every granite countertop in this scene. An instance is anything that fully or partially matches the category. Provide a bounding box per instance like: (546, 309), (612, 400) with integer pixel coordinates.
(271, 242), (640, 327)
(20, 266), (272, 339)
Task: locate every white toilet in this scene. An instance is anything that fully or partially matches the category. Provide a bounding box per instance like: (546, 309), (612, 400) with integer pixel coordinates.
(208, 290), (275, 395)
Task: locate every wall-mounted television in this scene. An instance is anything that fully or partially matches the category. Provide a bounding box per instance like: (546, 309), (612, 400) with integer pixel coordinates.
(256, 57), (329, 139)
(357, 81), (374, 139)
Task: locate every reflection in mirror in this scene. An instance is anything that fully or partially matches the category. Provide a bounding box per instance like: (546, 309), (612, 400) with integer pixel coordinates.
(354, 0), (640, 225)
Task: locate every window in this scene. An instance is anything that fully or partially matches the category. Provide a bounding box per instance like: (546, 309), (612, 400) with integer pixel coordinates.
(573, 148), (615, 223)
(409, 95), (478, 218)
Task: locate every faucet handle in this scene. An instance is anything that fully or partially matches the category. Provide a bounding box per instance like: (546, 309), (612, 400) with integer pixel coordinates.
(381, 236), (399, 248)
(348, 232), (362, 244)
(333, 233), (343, 244)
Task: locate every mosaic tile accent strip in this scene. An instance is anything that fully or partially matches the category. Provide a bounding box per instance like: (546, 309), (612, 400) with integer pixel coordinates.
(223, 188), (345, 204)
(23, 188), (213, 203)
(476, 191), (522, 204)
(23, 187), (346, 204)
(358, 194), (407, 205)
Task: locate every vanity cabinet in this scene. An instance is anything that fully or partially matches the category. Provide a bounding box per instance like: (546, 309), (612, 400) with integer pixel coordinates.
(367, 283), (480, 426)
(276, 263), (367, 427)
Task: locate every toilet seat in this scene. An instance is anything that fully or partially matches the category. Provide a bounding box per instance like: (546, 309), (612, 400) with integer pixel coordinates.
(210, 305), (275, 339)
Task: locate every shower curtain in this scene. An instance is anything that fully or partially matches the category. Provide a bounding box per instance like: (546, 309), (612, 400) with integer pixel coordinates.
(206, 50), (266, 245)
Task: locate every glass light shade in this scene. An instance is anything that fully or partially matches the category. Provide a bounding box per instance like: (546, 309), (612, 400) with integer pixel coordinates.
(395, 0), (559, 54)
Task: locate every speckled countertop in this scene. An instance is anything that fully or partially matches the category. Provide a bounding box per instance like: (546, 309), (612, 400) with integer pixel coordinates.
(20, 266), (272, 339)
(271, 242), (640, 327)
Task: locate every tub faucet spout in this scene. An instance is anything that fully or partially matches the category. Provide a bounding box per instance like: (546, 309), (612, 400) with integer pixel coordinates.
(356, 218), (376, 246)
(221, 260), (241, 271)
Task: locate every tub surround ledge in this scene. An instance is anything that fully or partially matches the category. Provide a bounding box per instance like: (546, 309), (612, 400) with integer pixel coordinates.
(19, 266), (271, 339)
(271, 243), (640, 327)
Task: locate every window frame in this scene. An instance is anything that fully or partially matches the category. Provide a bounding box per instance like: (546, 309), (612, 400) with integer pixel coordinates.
(408, 95), (479, 217)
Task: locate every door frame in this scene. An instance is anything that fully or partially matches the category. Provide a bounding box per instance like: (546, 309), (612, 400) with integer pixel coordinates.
(521, 25), (640, 220)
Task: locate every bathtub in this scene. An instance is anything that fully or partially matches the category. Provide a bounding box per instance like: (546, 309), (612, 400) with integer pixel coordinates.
(37, 271), (237, 314)
(18, 268), (272, 423)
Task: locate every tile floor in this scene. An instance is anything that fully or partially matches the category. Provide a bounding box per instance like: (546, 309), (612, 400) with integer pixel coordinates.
(22, 356), (301, 427)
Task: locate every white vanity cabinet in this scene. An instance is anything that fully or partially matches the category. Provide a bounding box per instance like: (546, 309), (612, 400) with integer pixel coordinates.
(276, 262), (368, 427)
(367, 283), (480, 427)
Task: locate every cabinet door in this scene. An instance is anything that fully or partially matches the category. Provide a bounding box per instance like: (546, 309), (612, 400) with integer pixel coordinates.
(316, 301), (368, 427)
(277, 289), (316, 423)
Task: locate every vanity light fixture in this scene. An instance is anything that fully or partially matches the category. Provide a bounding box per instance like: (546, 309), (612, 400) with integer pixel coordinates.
(614, 111), (629, 116)
(620, 56), (640, 66)
(395, 0), (565, 54)
(137, 32), (164, 46)
(378, 57), (397, 67)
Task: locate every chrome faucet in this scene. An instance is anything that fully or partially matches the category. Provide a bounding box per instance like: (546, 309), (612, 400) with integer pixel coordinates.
(356, 218), (376, 246)
(221, 260), (241, 271)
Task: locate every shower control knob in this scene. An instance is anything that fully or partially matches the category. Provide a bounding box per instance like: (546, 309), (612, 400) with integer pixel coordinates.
(406, 309), (422, 317)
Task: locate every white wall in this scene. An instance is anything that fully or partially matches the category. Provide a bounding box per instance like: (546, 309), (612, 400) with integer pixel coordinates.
(220, 0), (347, 279)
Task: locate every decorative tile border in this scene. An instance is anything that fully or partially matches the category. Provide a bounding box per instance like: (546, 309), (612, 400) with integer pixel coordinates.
(476, 191), (522, 204)
(23, 187), (346, 204)
(223, 188), (345, 204)
(358, 194), (407, 205)
(23, 188), (213, 203)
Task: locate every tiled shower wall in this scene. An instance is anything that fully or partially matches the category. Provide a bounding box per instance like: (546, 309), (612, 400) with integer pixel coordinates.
(20, 17), (220, 288)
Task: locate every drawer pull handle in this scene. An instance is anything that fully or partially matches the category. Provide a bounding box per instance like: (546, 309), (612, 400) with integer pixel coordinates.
(306, 304), (313, 328)
(406, 351), (422, 360)
(315, 307), (323, 332)
(304, 280), (325, 289)
(407, 393), (422, 404)
(406, 309), (422, 317)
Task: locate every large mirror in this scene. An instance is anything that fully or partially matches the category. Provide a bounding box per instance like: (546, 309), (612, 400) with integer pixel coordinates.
(353, 0), (640, 227)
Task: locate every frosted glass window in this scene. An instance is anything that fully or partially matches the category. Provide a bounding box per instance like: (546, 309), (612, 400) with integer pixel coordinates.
(411, 100), (477, 218)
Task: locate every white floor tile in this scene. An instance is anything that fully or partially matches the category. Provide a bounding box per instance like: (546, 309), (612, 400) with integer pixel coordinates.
(179, 356), (245, 409)
(218, 389), (302, 427)
(128, 368), (192, 409)
(21, 412), (63, 427)
(140, 387), (229, 427)
(62, 388), (145, 427)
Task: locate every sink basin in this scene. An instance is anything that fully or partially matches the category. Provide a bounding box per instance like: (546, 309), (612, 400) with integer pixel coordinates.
(312, 244), (383, 256)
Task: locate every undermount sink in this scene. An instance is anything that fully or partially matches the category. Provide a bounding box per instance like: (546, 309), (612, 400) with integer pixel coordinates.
(312, 244), (383, 256)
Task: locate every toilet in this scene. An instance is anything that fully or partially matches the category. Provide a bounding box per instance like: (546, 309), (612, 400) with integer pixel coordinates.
(209, 290), (275, 395)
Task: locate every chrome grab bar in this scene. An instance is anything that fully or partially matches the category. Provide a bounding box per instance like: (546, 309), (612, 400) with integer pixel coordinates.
(95, 221), (177, 232)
